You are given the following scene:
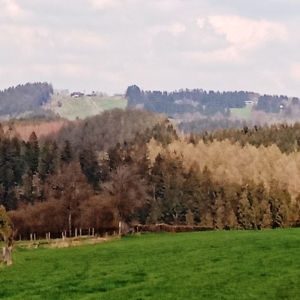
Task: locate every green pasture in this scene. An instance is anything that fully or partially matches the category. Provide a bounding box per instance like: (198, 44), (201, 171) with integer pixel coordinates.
(43, 95), (127, 120)
(230, 107), (252, 118)
(1, 229), (300, 299)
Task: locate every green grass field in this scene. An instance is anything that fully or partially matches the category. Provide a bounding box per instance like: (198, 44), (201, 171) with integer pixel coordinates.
(43, 95), (127, 120)
(230, 107), (252, 118)
(1, 229), (300, 299)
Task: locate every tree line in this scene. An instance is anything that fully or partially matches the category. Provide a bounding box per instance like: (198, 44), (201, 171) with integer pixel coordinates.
(125, 85), (296, 117)
(193, 122), (300, 154)
(178, 117), (255, 135)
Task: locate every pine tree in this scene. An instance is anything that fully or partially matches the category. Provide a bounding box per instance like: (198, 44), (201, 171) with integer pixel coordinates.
(150, 152), (187, 224)
(60, 140), (73, 165)
(25, 132), (39, 176)
(39, 139), (59, 182)
(79, 148), (101, 189)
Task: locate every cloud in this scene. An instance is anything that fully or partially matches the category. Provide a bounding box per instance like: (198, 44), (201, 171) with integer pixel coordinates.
(183, 47), (240, 64)
(149, 23), (186, 37)
(0, 0), (298, 97)
(185, 15), (288, 64)
(89, 0), (119, 10)
(57, 30), (108, 53)
(197, 18), (205, 29)
(0, 25), (37, 57)
(151, 0), (182, 11)
(0, 0), (27, 19)
(208, 15), (287, 51)
(0, 23), (108, 64)
(290, 64), (300, 82)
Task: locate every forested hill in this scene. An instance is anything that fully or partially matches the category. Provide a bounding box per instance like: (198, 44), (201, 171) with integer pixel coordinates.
(47, 109), (168, 153)
(125, 85), (296, 117)
(3, 109), (300, 238)
(0, 82), (53, 117)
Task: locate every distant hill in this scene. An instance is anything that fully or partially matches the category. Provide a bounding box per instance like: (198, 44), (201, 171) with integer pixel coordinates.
(0, 83), (127, 121)
(0, 82), (53, 118)
(42, 94), (127, 120)
(125, 85), (299, 118)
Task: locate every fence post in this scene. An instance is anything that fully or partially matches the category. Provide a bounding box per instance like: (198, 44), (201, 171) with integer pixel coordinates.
(119, 221), (122, 235)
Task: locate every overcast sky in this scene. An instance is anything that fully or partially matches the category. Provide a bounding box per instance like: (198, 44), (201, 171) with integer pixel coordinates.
(1, 0), (300, 96)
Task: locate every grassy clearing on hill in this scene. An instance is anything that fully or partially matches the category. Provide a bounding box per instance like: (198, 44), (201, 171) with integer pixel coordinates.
(230, 107), (252, 118)
(43, 95), (127, 120)
(1, 229), (300, 299)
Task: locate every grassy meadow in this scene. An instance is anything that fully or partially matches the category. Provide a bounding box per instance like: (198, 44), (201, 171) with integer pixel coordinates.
(43, 95), (127, 120)
(1, 229), (300, 299)
(230, 107), (252, 118)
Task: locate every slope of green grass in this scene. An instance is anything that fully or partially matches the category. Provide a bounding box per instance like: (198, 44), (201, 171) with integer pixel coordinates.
(43, 95), (127, 120)
(230, 107), (252, 118)
(1, 229), (300, 299)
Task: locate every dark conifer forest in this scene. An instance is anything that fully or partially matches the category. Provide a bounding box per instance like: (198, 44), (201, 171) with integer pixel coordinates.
(0, 83), (54, 117)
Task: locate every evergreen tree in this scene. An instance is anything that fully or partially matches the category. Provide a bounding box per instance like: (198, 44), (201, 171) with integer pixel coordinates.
(79, 148), (101, 189)
(60, 140), (73, 165)
(25, 132), (39, 176)
(150, 153), (187, 224)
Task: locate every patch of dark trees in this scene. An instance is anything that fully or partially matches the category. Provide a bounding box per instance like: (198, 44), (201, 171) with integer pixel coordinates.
(45, 108), (168, 153)
(0, 82), (53, 117)
(189, 122), (300, 154)
(178, 118), (256, 135)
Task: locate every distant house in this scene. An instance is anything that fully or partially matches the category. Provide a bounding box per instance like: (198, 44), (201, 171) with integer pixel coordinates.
(245, 100), (254, 106)
(70, 92), (84, 98)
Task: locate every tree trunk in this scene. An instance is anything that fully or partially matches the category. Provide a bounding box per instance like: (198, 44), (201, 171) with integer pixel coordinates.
(68, 212), (72, 238)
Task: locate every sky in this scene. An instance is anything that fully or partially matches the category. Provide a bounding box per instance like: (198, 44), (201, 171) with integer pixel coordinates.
(1, 0), (300, 96)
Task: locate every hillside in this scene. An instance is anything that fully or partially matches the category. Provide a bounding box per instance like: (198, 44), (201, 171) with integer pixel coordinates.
(42, 95), (127, 120)
(0, 83), (53, 119)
